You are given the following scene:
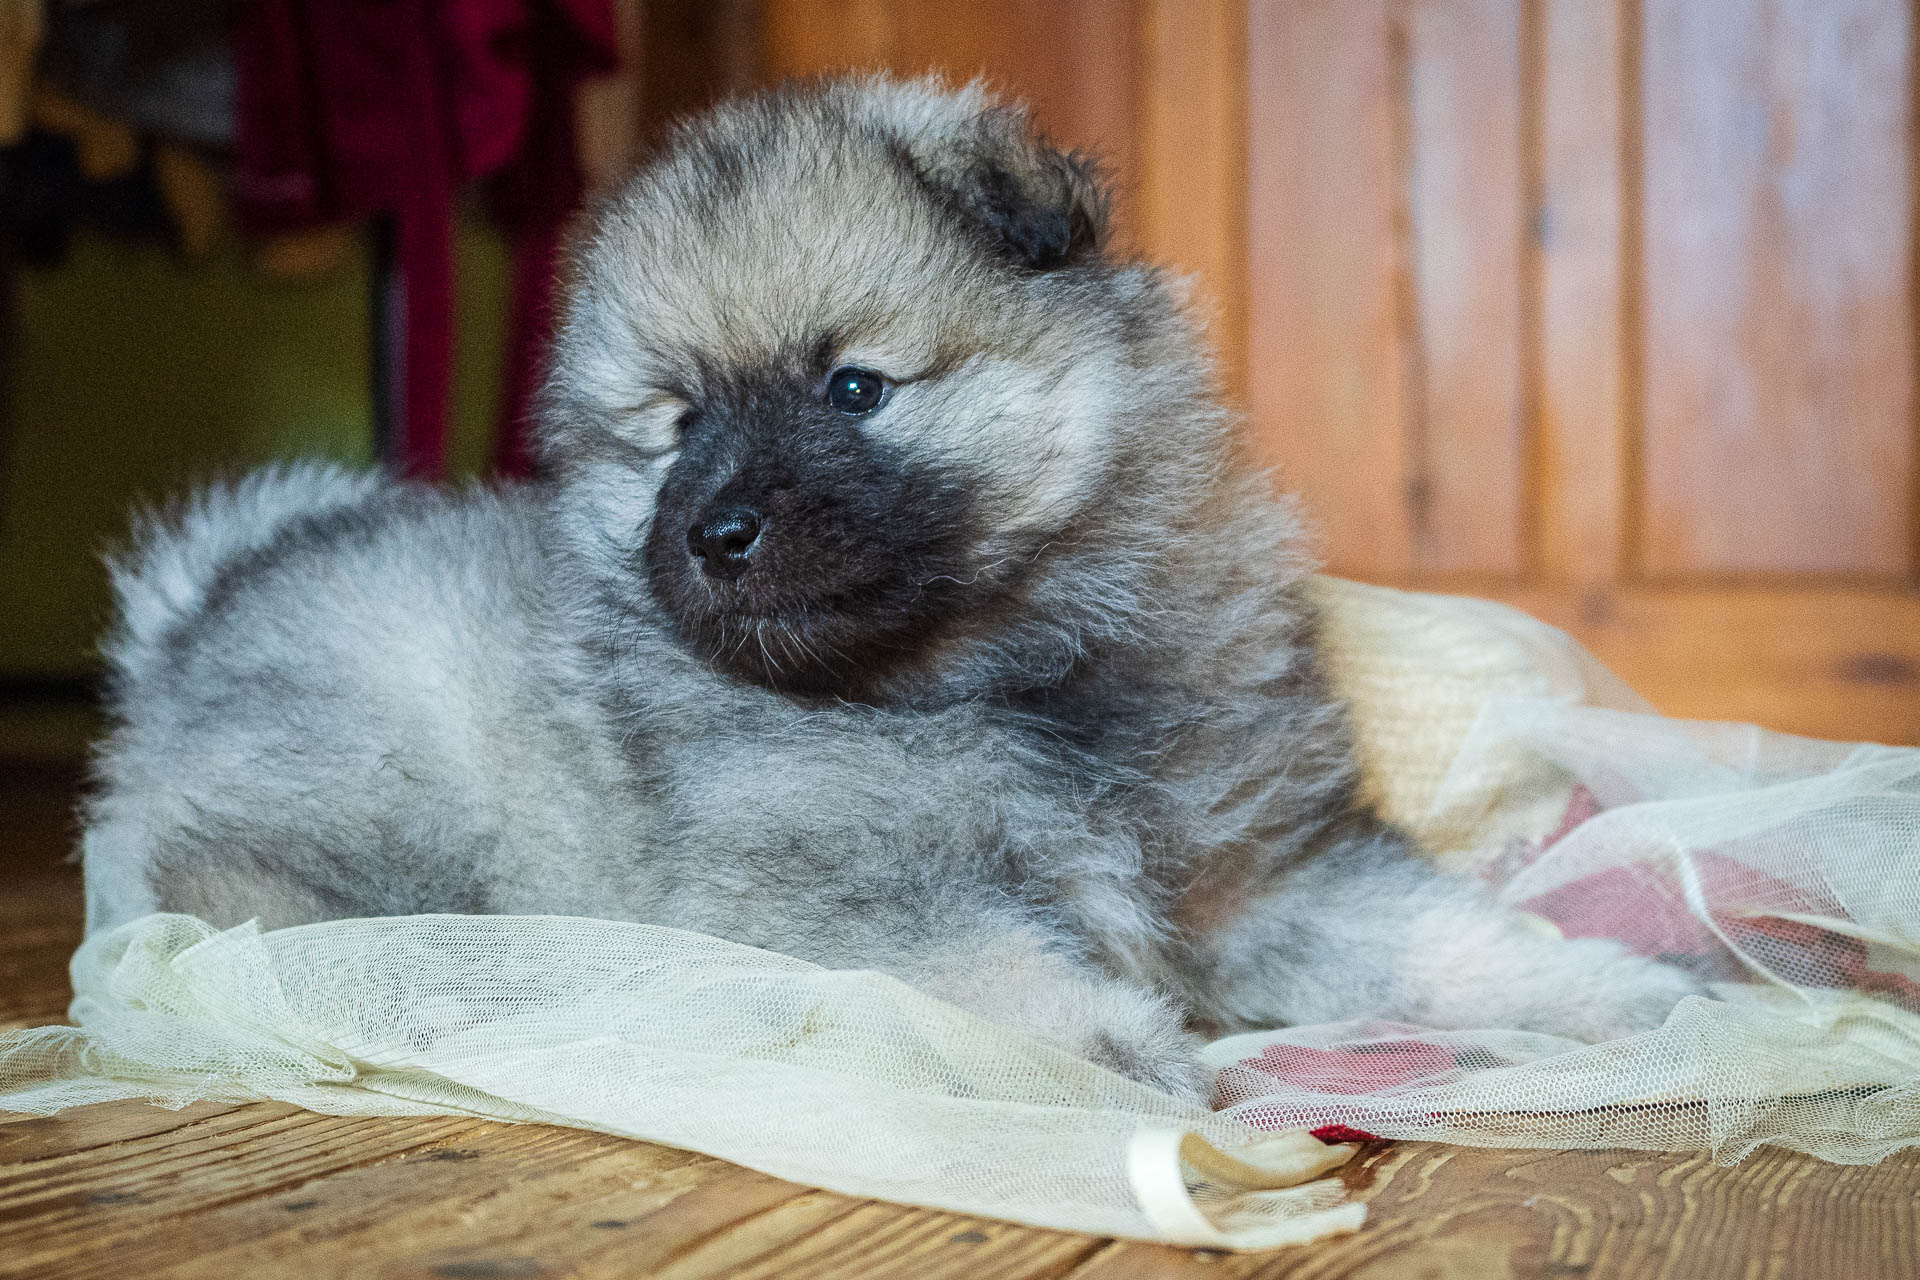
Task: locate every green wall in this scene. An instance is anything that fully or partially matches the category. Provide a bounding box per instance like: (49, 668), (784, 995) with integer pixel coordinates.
(1, 217), (512, 682)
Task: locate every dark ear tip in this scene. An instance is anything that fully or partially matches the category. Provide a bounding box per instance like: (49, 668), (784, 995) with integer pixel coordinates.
(1058, 148), (1111, 256)
(971, 144), (1108, 271)
(1006, 210), (1076, 270)
(911, 108), (1110, 272)
(968, 156), (1076, 268)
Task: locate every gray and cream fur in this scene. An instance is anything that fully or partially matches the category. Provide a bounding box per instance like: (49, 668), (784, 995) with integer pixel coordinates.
(84, 78), (1696, 1096)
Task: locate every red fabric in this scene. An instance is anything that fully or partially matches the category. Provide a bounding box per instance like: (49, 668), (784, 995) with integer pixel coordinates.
(486, 0), (617, 478)
(1519, 861), (1727, 960)
(1509, 788), (1920, 1012)
(493, 215), (564, 478)
(1719, 915), (1920, 1013)
(1234, 1040), (1461, 1093)
(233, 0), (617, 481)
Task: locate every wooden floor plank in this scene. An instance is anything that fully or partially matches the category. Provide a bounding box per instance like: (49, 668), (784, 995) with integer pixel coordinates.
(0, 863), (83, 1033)
(1223, 1144), (1920, 1280)
(655, 1197), (1111, 1280)
(626, 1189), (882, 1280)
(382, 1159), (825, 1280)
(351, 1158), (824, 1280)
(1062, 1240), (1255, 1279)
(0, 1105), (517, 1277)
(152, 1131), (759, 1280)
(0, 1099), (245, 1151)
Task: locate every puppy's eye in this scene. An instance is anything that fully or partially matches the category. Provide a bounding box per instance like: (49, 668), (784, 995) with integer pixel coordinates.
(675, 407), (699, 434)
(825, 367), (887, 415)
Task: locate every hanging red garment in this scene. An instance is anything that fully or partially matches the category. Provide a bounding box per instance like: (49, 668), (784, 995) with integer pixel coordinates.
(232, 0), (617, 481)
(486, 0), (619, 479)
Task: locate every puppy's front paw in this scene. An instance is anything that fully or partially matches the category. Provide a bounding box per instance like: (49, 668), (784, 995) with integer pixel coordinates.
(1521, 939), (1707, 1042)
(1070, 981), (1212, 1102)
(911, 931), (1210, 1101)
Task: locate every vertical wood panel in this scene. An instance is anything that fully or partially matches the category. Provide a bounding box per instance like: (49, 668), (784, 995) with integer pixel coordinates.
(1236, 0), (1920, 742)
(1247, 0), (1525, 576)
(1401, 0), (1526, 573)
(574, 0), (646, 188)
(760, 0), (1141, 208)
(1246, 0), (1414, 575)
(1137, 0), (1249, 401)
(1534, 0), (1628, 581)
(1640, 0), (1914, 576)
(760, 0), (896, 74)
(895, 1), (1141, 187)
(639, 0), (762, 128)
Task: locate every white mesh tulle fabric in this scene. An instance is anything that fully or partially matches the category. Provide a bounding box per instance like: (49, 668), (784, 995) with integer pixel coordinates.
(5, 578), (1917, 1246)
(0, 914), (1364, 1248)
(1249, 580), (1920, 1164)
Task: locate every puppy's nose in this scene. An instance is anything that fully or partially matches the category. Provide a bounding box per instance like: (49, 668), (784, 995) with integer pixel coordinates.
(687, 505), (762, 579)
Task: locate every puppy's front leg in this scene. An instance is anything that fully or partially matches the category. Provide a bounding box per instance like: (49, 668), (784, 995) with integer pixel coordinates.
(893, 920), (1209, 1101)
(693, 881), (1209, 1100)
(1187, 817), (1703, 1042)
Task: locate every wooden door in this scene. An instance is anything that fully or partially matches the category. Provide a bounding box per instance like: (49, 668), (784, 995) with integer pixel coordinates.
(705, 0), (1920, 745)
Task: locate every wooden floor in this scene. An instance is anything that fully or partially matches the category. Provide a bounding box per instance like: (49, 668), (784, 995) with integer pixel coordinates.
(3, 760), (1917, 1279)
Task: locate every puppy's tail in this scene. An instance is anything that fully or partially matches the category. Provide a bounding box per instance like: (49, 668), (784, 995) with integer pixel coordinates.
(101, 461), (391, 690)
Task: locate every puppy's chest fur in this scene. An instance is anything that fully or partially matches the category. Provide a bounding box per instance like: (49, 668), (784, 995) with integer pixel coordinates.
(617, 628), (1347, 969)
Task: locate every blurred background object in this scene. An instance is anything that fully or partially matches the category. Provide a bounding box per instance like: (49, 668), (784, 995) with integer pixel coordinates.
(2, 0), (1916, 780)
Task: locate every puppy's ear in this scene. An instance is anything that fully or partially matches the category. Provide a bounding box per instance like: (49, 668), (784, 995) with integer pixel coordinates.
(910, 107), (1110, 271)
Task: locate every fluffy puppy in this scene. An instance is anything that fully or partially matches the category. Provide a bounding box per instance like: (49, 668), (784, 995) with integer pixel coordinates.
(84, 77), (1697, 1096)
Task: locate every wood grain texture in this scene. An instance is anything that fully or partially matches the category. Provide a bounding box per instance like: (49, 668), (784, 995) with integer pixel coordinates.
(1534, 0), (1629, 582)
(1246, 0), (1415, 576)
(8, 1095), (1917, 1280)
(1253, 1142), (1920, 1280)
(1400, 0), (1527, 575)
(1494, 583), (1920, 745)
(759, 0), (1142, 218)
(1138, 0), (1249, 400)
(1638, 0), (1915, 576)
(1239, 0), (1920, 740)
(1245, 0), (1530, 577)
